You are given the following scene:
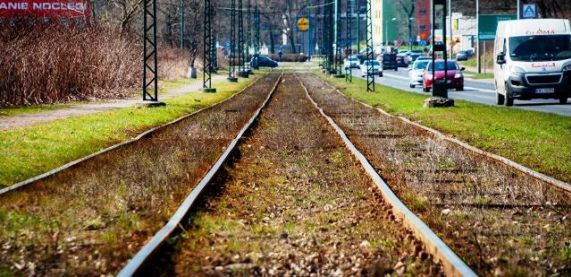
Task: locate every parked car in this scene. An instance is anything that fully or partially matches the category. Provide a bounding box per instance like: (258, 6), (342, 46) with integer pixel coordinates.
(360, 60), (383, 77)
(494, 19), (571, 106)
(456, 50), (470, 61)
(397, 53), (409, 67)
(344, 55), (360, 69)
(408, 59), (431, 88)
(250, 55), (278, 68)
(422, 60), (465, 92)
(407, 52), (422, 63)
(378, 53), (398, 71)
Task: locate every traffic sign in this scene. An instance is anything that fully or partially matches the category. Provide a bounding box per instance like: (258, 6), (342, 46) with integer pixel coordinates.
(522, 4), (538, 19)
(478, 14), (517, 41)
(419, 40), (427, 47)
(296, 17), (310, 32)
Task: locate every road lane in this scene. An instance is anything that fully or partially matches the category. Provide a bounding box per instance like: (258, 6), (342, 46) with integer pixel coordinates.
(351, 68), (571, 117)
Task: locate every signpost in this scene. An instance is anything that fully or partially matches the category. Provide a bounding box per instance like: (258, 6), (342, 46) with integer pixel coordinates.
(521, 3), (538, 19)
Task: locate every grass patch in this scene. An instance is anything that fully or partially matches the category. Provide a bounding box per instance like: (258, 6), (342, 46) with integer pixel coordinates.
(0, 75), (261, 187)
(317, 72), (571, 183)
(464, 71), (494, 80)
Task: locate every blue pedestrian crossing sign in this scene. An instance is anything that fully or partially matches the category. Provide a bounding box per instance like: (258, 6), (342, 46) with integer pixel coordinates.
(522, 4), (538, 19)
(419, 40), (427, 47)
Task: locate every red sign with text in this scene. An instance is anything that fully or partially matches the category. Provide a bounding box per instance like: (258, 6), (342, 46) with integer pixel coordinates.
(0, 0), (89, 18)
(416, 0), (431, 41)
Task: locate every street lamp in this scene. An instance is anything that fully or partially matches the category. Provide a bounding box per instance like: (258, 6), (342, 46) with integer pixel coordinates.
(408, 17), (414, 51)
(384, 17), (396, 46)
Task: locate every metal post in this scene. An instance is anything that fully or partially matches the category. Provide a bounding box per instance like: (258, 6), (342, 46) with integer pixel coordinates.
(476, 0), (481, 73)
(365, 0), (374, 92)
(246, 0), (252, 69)
(202, 0), (216, 92)
(334, 0), (343, 77)
(345, 0), (353, 82)
(228, 0), (238, 82)
(449, 0), (452, 57)
(432, 0), (448, 99)
(356, 5), (360, 53)
(179, 0), (184, 48)
(517, 0), (520, 19)
(142, 0), (159, 101)
(238, 0), (248, 77)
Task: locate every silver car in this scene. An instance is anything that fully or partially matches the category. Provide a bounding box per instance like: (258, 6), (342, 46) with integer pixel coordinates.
(360, 60), (383, 77)
(408, 58), (430, 88)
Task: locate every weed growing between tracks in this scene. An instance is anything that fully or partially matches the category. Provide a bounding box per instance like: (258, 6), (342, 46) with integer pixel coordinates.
(0, 74), (279, 275)
(0, 75), (262, 187)
(302, 74), (571, 275)
(316, 71), (571, 184)
(160, 75), (440, 276)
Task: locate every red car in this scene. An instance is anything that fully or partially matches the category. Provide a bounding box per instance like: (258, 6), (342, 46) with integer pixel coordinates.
(422, 60), (465, 92)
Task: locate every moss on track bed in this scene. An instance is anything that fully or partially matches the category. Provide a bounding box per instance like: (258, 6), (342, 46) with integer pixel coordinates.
(153, 75), (440, 276)
(0, 74), (280, 276)
(301, 74), (571, 276)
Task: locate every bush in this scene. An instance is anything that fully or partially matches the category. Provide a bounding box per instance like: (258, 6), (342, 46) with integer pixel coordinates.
(268, 53), (308, 62)
(0, 25), (189, 107)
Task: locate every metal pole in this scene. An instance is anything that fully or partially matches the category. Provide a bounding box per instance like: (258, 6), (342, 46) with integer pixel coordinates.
(476, 0), (481, 73)
(202, 0), (216, 92)
(449, 0), (452, 58)
(228, 0), (238, 82)
(345, 0), (353, 83)
(365, 0), (375, 92)
(517, 0), (520, 19)
(180, 0), (184, 48)
(142, 0), (159, 102)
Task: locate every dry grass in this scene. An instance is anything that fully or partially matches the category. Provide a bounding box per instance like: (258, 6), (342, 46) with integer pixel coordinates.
(0, 24), (189, 107)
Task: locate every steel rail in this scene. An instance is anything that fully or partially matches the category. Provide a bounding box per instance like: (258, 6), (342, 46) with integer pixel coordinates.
(320, 78), (571, 193)
(296, 74), (477, 277)
(117, 73), (283, 277)
(0, 75), (267, 196)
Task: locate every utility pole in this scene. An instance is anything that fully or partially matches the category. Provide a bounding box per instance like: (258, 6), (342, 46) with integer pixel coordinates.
(476, 0), (481, 73)
(345, 0), (353, 83)
(449, 0), (452, 58)
(356, 4), (360, 53)
(179, 0), (184, 48)
(202, 0), (216, 92)
(238, 0), (248, 77)
(365, 0), (374, 92)
(247, 0), (252, 66)
(334, 0), (343, 77)
(142, 0), (159, 102)
(228, 0), (238, 82)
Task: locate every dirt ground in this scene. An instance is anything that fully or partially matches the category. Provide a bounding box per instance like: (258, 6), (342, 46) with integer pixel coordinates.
(152, 74), (441, 276)
(0, 74), (280, 276)
(299, 74), (571, 276)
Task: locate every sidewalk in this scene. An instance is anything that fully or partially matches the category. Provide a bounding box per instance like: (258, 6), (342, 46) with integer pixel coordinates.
(0, 75), (226, 131)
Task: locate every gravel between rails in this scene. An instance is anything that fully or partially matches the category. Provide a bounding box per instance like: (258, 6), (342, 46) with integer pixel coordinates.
(149, 74), (442, 276)
(0, 73), (280, 276)
(299, 74), (571, 276)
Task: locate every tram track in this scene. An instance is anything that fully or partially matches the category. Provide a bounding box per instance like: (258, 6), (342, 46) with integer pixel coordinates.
(299, 74), (571, 276)
(120, 74), (473, 276)
(0, 73), (281, 275)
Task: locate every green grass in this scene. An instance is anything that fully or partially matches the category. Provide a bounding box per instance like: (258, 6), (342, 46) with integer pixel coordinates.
(0, 75), (260, 187)
(464, 71), (494, 80)
(317, 72), (571, 183)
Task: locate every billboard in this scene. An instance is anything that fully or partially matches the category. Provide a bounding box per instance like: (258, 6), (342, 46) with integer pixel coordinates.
(416, 0), (431, 42)
(0, 0), (90, 18)
(478, 14), (517, 41)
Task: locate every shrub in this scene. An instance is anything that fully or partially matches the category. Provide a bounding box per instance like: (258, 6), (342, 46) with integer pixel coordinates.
(0, 24), (190, 107)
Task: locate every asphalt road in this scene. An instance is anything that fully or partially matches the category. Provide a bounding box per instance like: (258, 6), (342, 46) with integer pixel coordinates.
(350, 68), (571, 117)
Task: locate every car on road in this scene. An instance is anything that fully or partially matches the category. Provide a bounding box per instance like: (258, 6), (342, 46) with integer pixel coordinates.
(397, 53), (409, 67)
(250, 56), (278, 68)
(344, 55), (360, 69)
(379, 53), (398, 71)
(407, 52), (422, 64)
(456, 50), (470, 61)
(360, 60), (383, 77)
(422, 60), (465, 92)
(494, 18), (571, 106)
(408, 59), (431, 88)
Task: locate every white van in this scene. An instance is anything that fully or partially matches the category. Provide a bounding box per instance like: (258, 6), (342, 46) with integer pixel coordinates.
(494, 19), (571, 106)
